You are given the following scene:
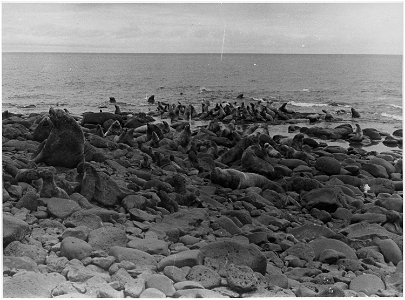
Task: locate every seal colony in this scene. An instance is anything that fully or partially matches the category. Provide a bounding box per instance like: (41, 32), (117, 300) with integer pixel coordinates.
(2, 96), (403, 297)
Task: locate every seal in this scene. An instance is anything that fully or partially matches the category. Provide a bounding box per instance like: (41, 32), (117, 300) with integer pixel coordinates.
(348, 123), (364, 142)
(33, 108), (84, 168)
(279, 103), (294, 114)
(104, 120), (123, 137)
(351, 107), (361, 118)
(114, 105), (121, 115)
(211, 167), (282, 191)
(32, 116), (53, 142)
(176, 123), (192, 148)
(147, 95), (155, 104)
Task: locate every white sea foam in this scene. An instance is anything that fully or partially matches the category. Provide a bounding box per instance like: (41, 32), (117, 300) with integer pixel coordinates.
(388, 104), (403, 109)
(381, 112), (403, 121)
(288, 101), (328, 107)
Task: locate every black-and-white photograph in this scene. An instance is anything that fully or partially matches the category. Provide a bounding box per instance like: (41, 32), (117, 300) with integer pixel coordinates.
(2, 2), (403, 298)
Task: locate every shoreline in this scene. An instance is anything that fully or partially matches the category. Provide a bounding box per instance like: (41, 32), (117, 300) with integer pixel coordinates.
(3, 104), (403, 297)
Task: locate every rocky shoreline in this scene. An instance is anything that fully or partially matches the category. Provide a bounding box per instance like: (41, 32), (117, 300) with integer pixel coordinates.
(2, 101), (403, 297)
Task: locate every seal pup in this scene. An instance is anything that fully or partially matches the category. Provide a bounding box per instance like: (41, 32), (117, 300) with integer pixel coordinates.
(110, 97), (116, 103)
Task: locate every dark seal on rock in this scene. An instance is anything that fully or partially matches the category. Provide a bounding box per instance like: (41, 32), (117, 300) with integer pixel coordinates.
(32, 108), (84, 168)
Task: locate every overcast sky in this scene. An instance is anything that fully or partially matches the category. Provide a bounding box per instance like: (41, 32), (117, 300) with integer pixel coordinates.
(2, 3), (403, 54)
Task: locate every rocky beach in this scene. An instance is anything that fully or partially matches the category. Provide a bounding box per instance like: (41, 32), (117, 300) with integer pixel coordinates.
(2, 99), (403, 298)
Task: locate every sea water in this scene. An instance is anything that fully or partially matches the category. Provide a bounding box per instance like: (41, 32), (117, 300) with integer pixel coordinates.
(2, 53), (402, 136)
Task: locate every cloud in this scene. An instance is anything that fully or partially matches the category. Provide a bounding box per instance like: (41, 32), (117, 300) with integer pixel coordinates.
(2, 3), (402, 54)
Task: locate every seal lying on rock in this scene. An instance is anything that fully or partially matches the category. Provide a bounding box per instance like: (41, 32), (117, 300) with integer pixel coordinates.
(211, 167), (283, 192)
(32, 108), (84, 168)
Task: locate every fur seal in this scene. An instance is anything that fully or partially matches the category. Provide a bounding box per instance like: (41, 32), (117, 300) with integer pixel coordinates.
(147, 95), (155, 104)
(211, 167), (281, 191)
(33, 108), (84, 168)
(279, 103), (294, 114)
(32, 116), (53, 142)
(176, 124), (192, 149)
(351, 107), (360, 118)
(116, 128), (135, 146)
(109, 97), (116, 103)
(105, 120), (123, 137)
(114, 105), (121, 115)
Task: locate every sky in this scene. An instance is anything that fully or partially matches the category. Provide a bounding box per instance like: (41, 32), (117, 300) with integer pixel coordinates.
(2, 3), (403, 54)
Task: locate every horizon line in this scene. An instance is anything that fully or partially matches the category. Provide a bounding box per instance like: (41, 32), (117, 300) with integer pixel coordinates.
(2, 51), (402, 56)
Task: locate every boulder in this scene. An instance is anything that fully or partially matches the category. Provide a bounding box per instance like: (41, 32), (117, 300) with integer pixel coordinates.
(60, 237), (93, 260)
(4, 271), (66, 298)
(349, 274), (385, 296)
(45, 197), (81, 219)
(109, 246), (157, 267)
(80, 162), (127, 206)
(363, 163), (389, 178)
(127, 238), (169, 256)
(226, 264), (257, 293)
(81, 111), (122, 126)
(200, 240), (267, 275)
(301, 187), (347, 212)
(88, 227), (127, 252)
(186, 265), (221, 289)
(308, 238), (357, 261)
(4, 241), (47, 264)
(315, 156), (341, 175)
(3, 214), (30, 246)
(158, 250), (203, 271)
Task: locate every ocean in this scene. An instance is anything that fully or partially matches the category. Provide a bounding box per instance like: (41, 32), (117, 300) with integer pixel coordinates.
(2, 53), (403, 141)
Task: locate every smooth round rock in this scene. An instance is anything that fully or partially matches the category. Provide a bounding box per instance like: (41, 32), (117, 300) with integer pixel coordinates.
(315, 156), (341, 175)
(127, 238), (169, 255)
(349, 274), (385, 295)
(309, 238), (357, 260)
(3, 214), (30, 246)
(46, 197), (81, 219)
(109, 246), (157, 267)
(139, 288), (166, 298)
(60, 237), (92, 260)
(374, 238), (403, 265)
(157, 249), (203, 271)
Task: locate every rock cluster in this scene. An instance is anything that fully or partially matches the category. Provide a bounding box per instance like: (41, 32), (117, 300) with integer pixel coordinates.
(2, 104), (403, 297)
